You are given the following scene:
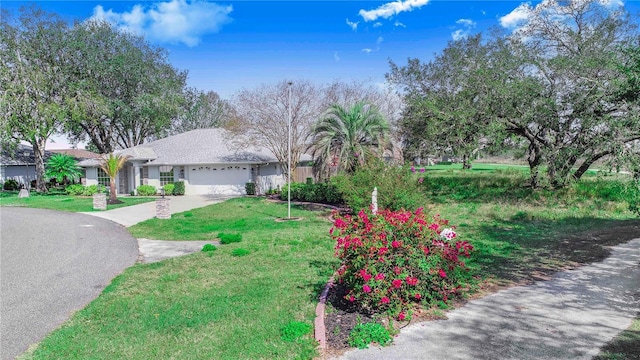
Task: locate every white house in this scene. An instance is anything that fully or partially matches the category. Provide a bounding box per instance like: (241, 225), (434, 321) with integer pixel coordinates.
(78, 128), (303, 196)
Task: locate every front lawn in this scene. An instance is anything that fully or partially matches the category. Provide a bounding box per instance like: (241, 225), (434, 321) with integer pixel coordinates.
(0, 192), (155, 212)
(19, 171), (640, 359)
(23, 197), (337, 359)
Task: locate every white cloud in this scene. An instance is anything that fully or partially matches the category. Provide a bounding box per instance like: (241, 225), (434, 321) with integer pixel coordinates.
(346, 18), (359, 31)
(452, 29), (466, 41)
(90, 0), (232, 47)
(361, 48), (373, 53)
(499, 3), (532, 29)
(451, 18), (476, 40)
(376, 36), (384, 44)
(394, 21), (406, 28)
(456, 18), (476, 27)
(373, 22), (383, 28)
(359, 0), (430, 22)
(334, 51), (341, 62)
(599, 0), (624, 7)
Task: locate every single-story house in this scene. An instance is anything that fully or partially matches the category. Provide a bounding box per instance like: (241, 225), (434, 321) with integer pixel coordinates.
(1, 145), (100, 188)
(78, 128), (307, 196)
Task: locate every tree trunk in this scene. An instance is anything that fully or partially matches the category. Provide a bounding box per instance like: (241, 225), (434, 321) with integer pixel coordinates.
(32, 140), (48, 192)
(462, 153), (472, 170)
(527, 142), (543, 189)
(109, 177), (117, 203)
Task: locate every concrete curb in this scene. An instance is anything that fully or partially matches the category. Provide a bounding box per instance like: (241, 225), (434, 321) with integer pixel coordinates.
(314, 276), (335, 355)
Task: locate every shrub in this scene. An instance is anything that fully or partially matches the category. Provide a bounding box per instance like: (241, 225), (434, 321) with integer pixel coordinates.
(82, 184), (105, 196)
(218, 233), (242, 244)
(330, 207), (474, 320)
(245, 182), (256, 195)
(136, 185), (157, 196)
(280, 321), (313, 342)
(332, 160), (428, 211)
(231, 248), (250, 257)
(348, 321), (392, 349)
(280, 182), (343, 204)
(3, 179), (19, 191)
(201, 244), (217, 252)
(173, 181), (185, 195)
(65, 184), (85, 195)
(163, 183), (175, 195)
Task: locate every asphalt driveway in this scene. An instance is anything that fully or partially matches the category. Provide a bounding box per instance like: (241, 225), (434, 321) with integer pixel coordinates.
(0, 207), (138, 360)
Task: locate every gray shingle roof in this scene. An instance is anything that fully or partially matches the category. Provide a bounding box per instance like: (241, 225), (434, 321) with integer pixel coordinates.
(1, 144), (53, 165)
(121, 128), (280, 165)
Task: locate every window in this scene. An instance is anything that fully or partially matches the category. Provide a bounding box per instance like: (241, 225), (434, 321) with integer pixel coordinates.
(97, 168), (110, 187)
(159, 166), (174, 186)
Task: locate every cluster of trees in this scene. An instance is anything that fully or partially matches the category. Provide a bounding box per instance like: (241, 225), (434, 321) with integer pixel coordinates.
(0, 6), (399, 192)
(4, 0), (638, 193)
(388, 0), (640, 188)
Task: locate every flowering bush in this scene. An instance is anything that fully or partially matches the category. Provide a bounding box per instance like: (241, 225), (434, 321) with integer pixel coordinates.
(330, 207), (473, 320)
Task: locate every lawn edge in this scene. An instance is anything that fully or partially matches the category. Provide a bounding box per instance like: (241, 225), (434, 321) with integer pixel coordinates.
(314, 276), (335, 356)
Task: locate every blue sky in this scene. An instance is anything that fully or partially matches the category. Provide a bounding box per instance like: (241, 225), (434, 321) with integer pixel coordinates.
(3, 0), (638, 148)
(2, 0), (596, 98)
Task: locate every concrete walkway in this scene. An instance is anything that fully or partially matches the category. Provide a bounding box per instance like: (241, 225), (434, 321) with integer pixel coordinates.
(80, 195), (236, 227)
(338, 238), (640, 360)
(81, 195), (236, 263)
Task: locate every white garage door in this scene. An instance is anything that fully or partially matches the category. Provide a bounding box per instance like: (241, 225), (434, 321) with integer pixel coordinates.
(186, 166), (250, 195)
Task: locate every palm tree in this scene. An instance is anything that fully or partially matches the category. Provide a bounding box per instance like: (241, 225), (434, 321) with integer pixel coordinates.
(308, 102), (390, 178)
(99, 153), (129, 204)
(45, 154), (83, 186)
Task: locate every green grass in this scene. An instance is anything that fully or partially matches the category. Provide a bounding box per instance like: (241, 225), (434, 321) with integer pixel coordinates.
(595, 315), (640, 360)
(19, 172), (640, 359)
(0, 192), (155, 212)
(24, 197), (336, 360)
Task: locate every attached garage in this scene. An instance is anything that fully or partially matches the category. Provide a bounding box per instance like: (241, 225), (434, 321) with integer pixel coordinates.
(185, 165), (252, 195)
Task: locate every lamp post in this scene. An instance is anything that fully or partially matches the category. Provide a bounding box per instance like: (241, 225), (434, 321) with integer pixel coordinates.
(287, 81), (293, 219)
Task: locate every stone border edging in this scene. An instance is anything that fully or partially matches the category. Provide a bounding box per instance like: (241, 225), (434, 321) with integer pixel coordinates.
(314, 276), (335, 355)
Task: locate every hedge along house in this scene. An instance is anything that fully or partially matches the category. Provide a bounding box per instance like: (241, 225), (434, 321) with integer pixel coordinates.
(78, 128), (305, 196)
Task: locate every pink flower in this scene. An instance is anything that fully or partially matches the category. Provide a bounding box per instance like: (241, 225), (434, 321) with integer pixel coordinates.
(418, 177), (424, 183)
(359, 269), (372, 282)
(398, 312), (406, 321)
(419, 168), (425, 173)
(405, 276), (418, 286)
(428, 223), (439, 231)
(380, 296), (390, 304)
(363, 284), (372, 293)
(329, 228), (334, 235)
(410, 166), (416, 173)
(375, 273), (385, 281)
(423, 246), (430, 255)
(378, 247), (388, 256)
(334, 218), (348, 229)
(415, 293), (422, 300)
(438, 269), (447, 278)
(391, 240), (401, 248)
(393, 266), (402, 275)
(349, 295), (355, 302)
(392, 279), (403, 289)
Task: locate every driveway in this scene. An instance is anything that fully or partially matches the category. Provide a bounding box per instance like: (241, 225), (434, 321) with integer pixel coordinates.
(0, 207), (138, 360)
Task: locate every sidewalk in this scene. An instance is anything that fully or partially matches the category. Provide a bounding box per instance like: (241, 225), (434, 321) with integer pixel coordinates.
(337, 238), (640, 360)
(80, 195), (236, 263)
(80, 195), (236, 227)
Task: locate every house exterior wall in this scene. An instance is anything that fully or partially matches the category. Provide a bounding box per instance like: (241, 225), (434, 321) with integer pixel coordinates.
(147, 166), (161, 190)
(84, 167), (98, 186)
(2, 165), (36, 186)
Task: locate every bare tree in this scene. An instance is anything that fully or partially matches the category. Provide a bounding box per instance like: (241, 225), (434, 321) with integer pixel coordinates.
(232, 80), (323, 177)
